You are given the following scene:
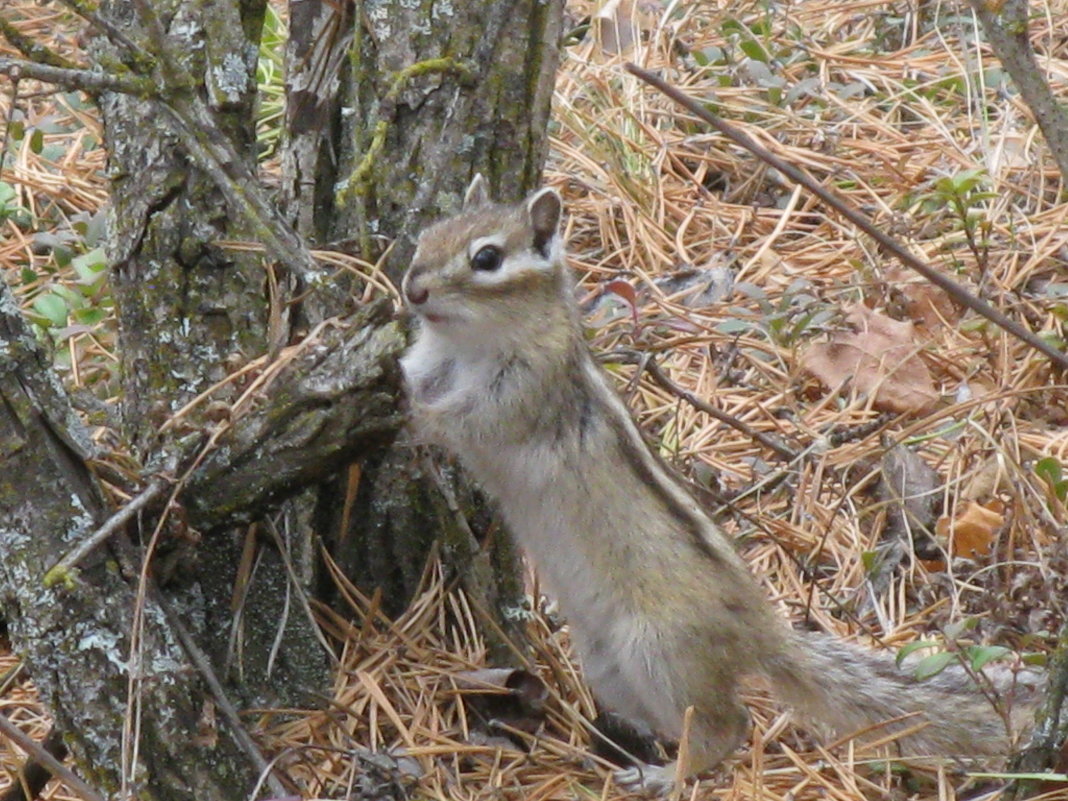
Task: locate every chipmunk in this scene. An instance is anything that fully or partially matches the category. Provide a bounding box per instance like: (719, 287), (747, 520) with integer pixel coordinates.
(400, 175), (1033, 790)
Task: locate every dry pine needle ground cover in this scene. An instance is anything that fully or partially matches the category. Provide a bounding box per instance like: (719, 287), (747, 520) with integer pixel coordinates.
(2, 1), (1068, 799)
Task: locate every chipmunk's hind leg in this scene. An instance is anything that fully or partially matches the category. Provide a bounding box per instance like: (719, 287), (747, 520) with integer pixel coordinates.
(613, 699), (748, 794)
(683, 698), (750, 774)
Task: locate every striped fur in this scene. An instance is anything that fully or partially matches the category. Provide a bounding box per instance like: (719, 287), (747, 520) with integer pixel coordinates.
(400, 180), (1036, 787)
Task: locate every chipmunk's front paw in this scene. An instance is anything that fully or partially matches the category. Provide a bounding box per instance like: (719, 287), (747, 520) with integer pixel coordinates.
(613, 763), (675, 796)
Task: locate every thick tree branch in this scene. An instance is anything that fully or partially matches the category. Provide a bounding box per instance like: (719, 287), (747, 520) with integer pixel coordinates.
(180, 300), (406, 530)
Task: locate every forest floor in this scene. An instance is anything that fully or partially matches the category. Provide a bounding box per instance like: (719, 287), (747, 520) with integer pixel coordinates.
(2, 1), (1068, 800)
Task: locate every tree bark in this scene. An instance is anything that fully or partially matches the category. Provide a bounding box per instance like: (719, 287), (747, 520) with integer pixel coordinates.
(95, 0), (337, 709)
(335, 0), (564, 278)
(0, 281), (258, 801)
(282, 0), (565, 639)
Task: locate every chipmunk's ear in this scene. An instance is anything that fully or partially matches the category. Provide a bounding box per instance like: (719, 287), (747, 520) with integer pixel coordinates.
(526, 187), (561, 256)
(463, 173), (491, 211)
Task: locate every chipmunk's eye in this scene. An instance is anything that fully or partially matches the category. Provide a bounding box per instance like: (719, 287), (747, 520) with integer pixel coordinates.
(470, 245), (503, 272)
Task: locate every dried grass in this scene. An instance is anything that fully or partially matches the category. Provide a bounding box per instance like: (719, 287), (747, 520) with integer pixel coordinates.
(3, 1), (1068, 799)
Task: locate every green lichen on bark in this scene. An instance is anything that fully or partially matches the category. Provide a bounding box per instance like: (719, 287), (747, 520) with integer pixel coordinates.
(338, 57), (475, 208)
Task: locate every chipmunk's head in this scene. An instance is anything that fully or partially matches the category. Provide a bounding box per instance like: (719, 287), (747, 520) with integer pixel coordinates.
(402, 174), (568, 338)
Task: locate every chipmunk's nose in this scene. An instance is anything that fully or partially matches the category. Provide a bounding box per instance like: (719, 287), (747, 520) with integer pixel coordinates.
(404, 268), (429, 305)
(406, 283), (429, 305)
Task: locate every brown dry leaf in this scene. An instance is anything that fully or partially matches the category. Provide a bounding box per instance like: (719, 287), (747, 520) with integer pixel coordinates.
(886, 266), (960, 334)
(961, 454), (1005, 500)
(935, 500), (1004, 559)
(877, 442), (941, 558)
(802, 303), (939, 414)
(453, 668), (549, 737)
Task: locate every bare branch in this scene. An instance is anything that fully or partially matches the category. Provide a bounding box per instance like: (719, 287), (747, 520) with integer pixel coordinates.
(969, 0), (1068, 183)
(0, 55), (152, 96)
(624, 62), (1068, 374)
(46, 477), (169, 581)
(0, 16), (80, 69)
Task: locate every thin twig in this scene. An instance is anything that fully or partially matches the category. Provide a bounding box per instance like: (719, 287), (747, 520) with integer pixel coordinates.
(0, 715), (104, 801)
(46, 477), (169, 581)
(624, 62), (1068, 373)
(608, 350), (799, 460)
(158, 596), (291, 799)
(0, 55), (151, 96)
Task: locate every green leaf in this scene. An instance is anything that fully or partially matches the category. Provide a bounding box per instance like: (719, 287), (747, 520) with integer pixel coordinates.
(715, 318), (756, 335)
(950, 167), (987, 193)
(943, 617), (978, 639)
(740, 39), (769, 62)
(1035, 457), (1068, 500)
(50, 284), (86, 310)
(968, 645), (1011, 671)
(1035, 456), (1063, 485)
(913, 650), (956, 680)
(32, 292), (68, 328)
(30, 128), (44, 154)
(721, 17), (744, 34)
(895, 639), (938, 666)
(72, 307), (107, 326)
(71, 247), (108, 284)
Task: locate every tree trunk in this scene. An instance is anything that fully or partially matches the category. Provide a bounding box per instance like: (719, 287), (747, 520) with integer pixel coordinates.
(96, 0), (337, 710)
(0, 281), (257, 800)
(0, 0), (563, 795)
(281, 0), (565, 638)
(336, 0), (563, 277)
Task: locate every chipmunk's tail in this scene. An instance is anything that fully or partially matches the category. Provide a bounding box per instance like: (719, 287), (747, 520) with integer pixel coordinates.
(764, 631), (1039, 757)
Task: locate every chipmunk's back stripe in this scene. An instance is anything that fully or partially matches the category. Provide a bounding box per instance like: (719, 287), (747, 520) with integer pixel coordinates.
(586, 362), (726, 568)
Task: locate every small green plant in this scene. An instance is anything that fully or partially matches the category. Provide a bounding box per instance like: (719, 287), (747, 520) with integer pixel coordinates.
(0, 181), (32, 227)
(715, 278), (832, 348)
(894, 618), (1038, 682)
(256, 4), (287, 157)
(26, 247), (109, 331)
(1035, 457), (1068, 503)
(915, 167), (998, 278)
